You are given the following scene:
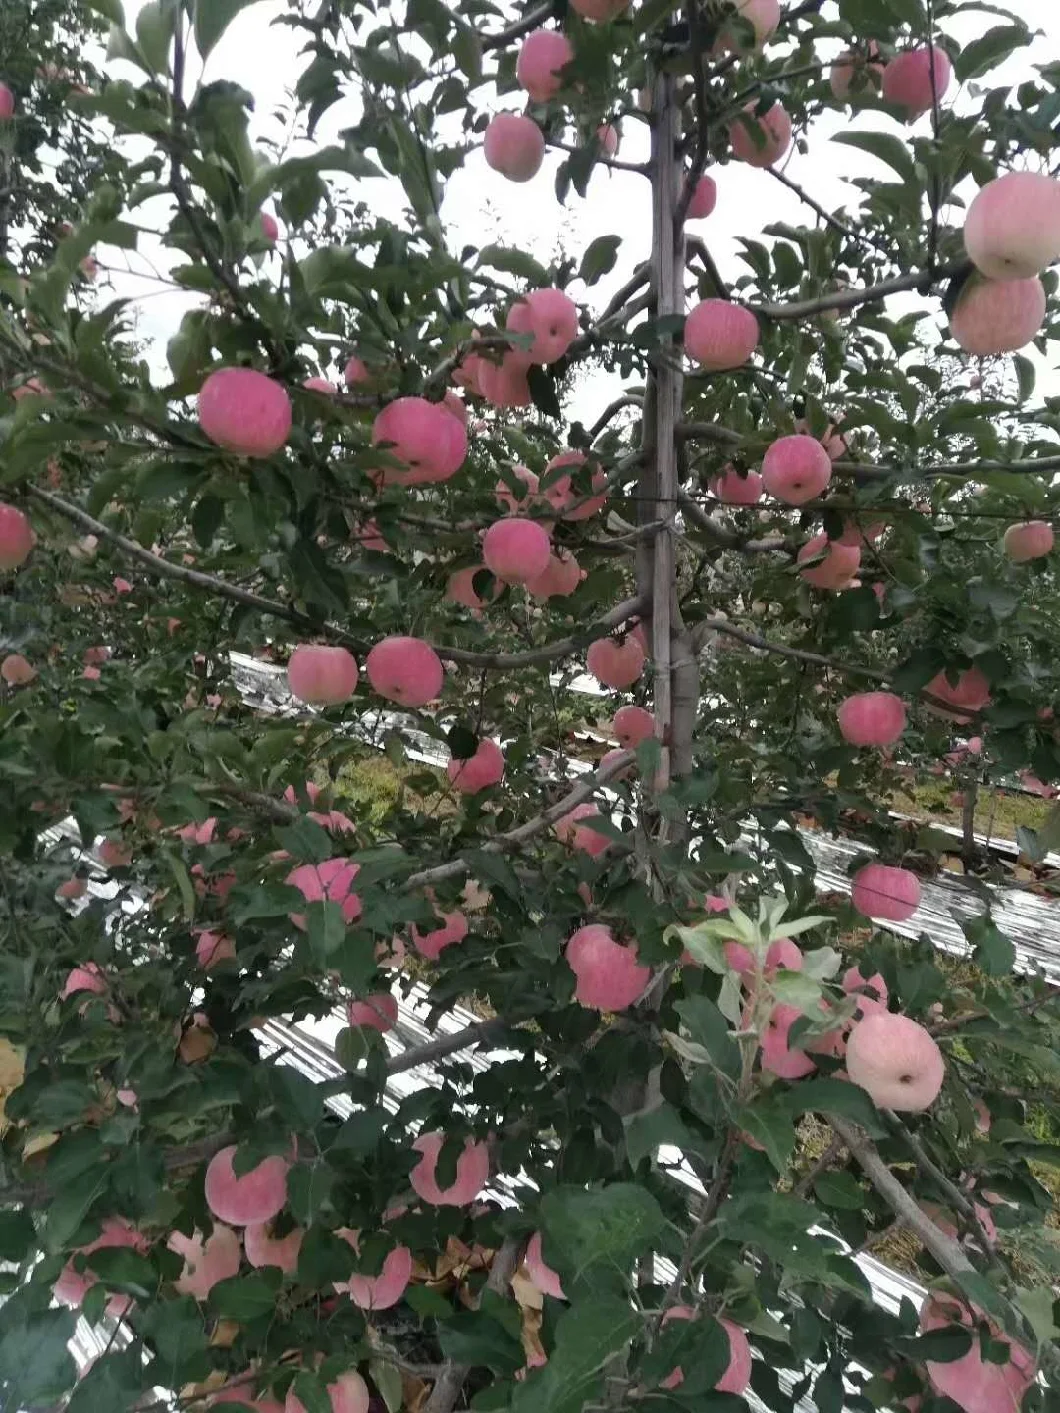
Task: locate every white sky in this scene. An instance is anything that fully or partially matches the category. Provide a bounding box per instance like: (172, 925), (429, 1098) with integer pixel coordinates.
(99, 0), (1060, 420)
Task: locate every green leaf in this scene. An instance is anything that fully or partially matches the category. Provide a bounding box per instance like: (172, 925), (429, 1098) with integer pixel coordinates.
(84, 1246), (158, 1299)
(438, 1310), (524, 1373)
(961, 915), (1016, 976)
(0, 1210), (36, 1263)
(738, 1101), (796, 1173)
(784, 1078), (885, 1137)
(675, 996), (740, 1078)
(813, 1170), (866, 1211)
(624, 1102), (697, 1169)
(194, 0), (265, 57)
(477, 245), (550, 284)
(956, 23), (1030, 80)
(209, 1272), (279, 1320)
(540, 1184), (666, 1290)
(0, 1296), (78, 1408)
(86, 0), (125, 20)
(579, 235), (621, 286)
(833, 131), (918, 186)
(511, 1296), (640, 1413)
(527, 365), (562, 420)
(135, 0), (175, 73)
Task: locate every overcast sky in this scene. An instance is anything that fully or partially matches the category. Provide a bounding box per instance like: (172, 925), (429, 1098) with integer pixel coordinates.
(100, 0), (1060, 420)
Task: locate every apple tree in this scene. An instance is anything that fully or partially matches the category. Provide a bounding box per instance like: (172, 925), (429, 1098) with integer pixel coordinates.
(2, 0), (1060, 1410)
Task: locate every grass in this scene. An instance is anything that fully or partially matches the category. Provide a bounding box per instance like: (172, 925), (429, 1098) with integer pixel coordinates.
(887, 777), (1051, 844)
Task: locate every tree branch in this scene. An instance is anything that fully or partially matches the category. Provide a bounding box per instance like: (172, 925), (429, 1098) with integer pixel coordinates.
(385, 1019), (508, 1075)
(480, 2), (553, 50)
(829, 1117), (975, 1274)
(748, 259), (968, 320)
(404, 748), (635, 890)
(437, 596), (644, 669)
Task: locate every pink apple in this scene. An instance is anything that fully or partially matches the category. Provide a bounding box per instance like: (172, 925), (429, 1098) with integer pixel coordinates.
(198, 368), (293, 457)
(710, 467), (762, 504)
(286, 858), (362, 929)
(527, 549), (583, 599)
(569, 0), (628, 19)
(613, 704), (655, 748)
(0, 504), (33, 570)
(287, 644), (359, 705)
(729, 101), (792, 167)
(506, 287), (579, 363)
(587, 635), (645, 689)
(347, 993), (399, 1031)
(542, 450), (607, 519)
(761, 434), (833, 505)
(62, 963), (107, 999)
(0, 84), (14, 119)
(516, 30), (573, 102)
(365, 636), (444, 707)
(495, 464), (540, 512)
(483, 517), (552, 585)
(882, 46), (953, 120)
(447, 738), (505, 793)
(344, 355), (372, 387)
(760, 1002), (817, 1080)
(950, 273), (1045, 355)
(850, 863), (921, 922)
(335, 1230), (413, 1310)
(687, 173), (717, 219)
(847, 1012), (944, 1110)
(446, 565), (501, 613)
(169, 1224), (242, 1298)
(964, 170), (1060, 279)
(524, 1231), (565, 1299)
(554, 802), (612, 857)
(920, 1295), (1034, 1413)
(484, 114), (545, 182)
(1003, 520), (1053, 562)
(478, 350), (534, 408)
(797, 533), (861, 590)
(204, 1145), (290, 1226)
(566, 924), (650, 1010)
(372, 396), (467, 484)
(924, 666), (991, 722)
(260, 212), (279, 243)
(597, 123), (620, 156)
(1, 652), (36, 685)
(410, 1131), (490, 1205)
(195, 929), (236, 970)
(411, 908), (468, 960)
(684, 300), (759, 369)
(841, 966), (889, 1019)
(837, 692), (907, 747)
(715, 0), (779, 51)
(286, 1372), (370, 1413)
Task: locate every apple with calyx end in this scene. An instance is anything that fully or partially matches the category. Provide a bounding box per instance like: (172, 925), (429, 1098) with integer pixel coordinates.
(169, 1224), (242, 1298)
(516, 29), (572, 102)
(587, 635), (645, 689)
(484, 114), (545, 182)
(613, 704), (655, 748)
(483, 517), (552, 585)
(846, 1012), (944, 1111)
(684, 300), (758, 370)
(365, 636), (444, 707)
(949, 273), (1045, 355)
(964, 170), (1060, 279)
(198, 368), (292, 457)
(410, 1131), (490, 1205)
(882, 45), (953, 120)
(1003, 520), (1053, 562)
(1, 653), (36, 685)
(759, 1002), (817, 1080)
(506, 287), (579, 364)
(205, 1145), (290, 1226)
(447, 738), (505, 793)
(287, 645), (358, 705)
(0, 504), (34, 570)
(837, 691), (907, 747)
(566, 924), (650, 1010)
(729, 101), (791, 167)
(798, 533), (861, 591)
(762, 435), (832, 505)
